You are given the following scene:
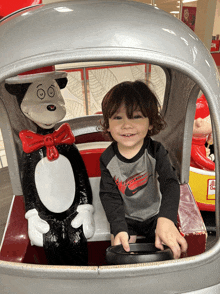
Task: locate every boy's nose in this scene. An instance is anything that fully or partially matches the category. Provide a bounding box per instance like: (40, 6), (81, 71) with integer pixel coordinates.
(122, 118), (132, 128)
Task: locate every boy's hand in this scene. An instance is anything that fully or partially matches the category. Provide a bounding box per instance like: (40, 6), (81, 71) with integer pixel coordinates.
(114, 231), (130, 252)
(155, 217), (188, 259)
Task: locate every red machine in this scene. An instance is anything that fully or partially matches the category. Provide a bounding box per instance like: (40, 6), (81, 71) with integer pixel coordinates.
(0, 0), (41, 18)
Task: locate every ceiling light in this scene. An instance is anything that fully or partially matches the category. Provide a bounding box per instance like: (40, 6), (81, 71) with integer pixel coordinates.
(54, 7), (73, 13)
(170, 11), (180, 14)
(182, 0), (198, 3)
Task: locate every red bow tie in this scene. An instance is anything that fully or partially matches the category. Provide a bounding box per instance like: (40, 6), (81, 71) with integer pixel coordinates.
(19, 123), (75, 161)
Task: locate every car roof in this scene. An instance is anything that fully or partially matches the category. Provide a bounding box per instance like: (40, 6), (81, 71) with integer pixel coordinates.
(0, 0), (218, 86)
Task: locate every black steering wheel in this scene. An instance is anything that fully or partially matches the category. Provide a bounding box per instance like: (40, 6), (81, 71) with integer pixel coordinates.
(106, 243), (173, 265)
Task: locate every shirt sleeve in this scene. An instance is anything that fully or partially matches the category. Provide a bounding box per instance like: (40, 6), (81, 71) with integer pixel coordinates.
(154, 142), (180, 224)
(99, 155), (128, 237)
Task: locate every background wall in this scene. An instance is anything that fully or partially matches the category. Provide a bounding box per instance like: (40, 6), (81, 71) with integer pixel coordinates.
(213, 0), (220, 36)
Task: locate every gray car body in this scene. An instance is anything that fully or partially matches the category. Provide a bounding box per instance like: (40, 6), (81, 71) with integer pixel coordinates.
(0, 1), (220, 293)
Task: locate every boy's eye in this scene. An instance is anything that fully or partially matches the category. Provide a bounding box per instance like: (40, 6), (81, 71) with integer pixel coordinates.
(133, 114), (143, 119)
(113, 115), (122, 120)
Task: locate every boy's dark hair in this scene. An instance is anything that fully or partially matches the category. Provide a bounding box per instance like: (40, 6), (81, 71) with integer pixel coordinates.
(100, 80), (166, 140)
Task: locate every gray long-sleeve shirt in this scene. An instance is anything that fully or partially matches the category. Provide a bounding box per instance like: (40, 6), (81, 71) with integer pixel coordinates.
(99, 137), (180, 237)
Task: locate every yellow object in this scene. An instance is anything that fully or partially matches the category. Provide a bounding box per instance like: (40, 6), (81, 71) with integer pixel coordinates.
(189, 166), (215, 211)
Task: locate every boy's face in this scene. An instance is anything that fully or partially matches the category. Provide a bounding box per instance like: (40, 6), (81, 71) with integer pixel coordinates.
(108, 104), (153, 156)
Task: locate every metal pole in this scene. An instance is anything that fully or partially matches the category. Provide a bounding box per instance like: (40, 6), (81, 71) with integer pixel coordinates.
(179, 0), (183, 20)
(83, 67), (89, 115)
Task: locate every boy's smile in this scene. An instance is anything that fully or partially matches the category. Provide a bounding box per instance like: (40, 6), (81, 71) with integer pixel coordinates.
(108, 104), (153, 158)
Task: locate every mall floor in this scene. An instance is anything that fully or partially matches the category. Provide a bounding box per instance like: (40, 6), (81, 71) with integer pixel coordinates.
(0, 167), (13, 243)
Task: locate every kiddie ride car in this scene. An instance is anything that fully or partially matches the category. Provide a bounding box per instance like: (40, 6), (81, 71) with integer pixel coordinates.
(189, 94), (216, 213)
(0, 1), (220, 293)
(189, 159), (216, 212)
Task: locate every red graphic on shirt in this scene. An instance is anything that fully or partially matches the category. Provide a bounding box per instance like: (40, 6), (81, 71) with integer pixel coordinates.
(114, 171), (151, 196)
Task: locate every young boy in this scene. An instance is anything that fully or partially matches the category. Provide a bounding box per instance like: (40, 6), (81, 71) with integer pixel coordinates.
(99, 80), (187, 259)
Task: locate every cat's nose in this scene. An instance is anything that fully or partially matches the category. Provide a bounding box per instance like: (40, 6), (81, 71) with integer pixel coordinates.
(47, 105), (56, 111)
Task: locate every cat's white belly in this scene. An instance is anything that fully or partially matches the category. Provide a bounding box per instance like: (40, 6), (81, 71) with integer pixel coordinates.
(35, 155), (75, 213)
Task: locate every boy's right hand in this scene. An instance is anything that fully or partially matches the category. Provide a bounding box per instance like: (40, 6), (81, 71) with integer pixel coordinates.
(114, 231), (130, 252)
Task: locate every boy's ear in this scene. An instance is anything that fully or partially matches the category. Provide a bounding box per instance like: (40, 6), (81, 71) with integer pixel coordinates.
(149, 125), (153, 130)
(55, 77), (68, 89)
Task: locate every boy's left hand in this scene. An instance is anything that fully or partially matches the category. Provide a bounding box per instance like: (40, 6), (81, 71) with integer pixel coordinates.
(155, 217), (188, 259)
